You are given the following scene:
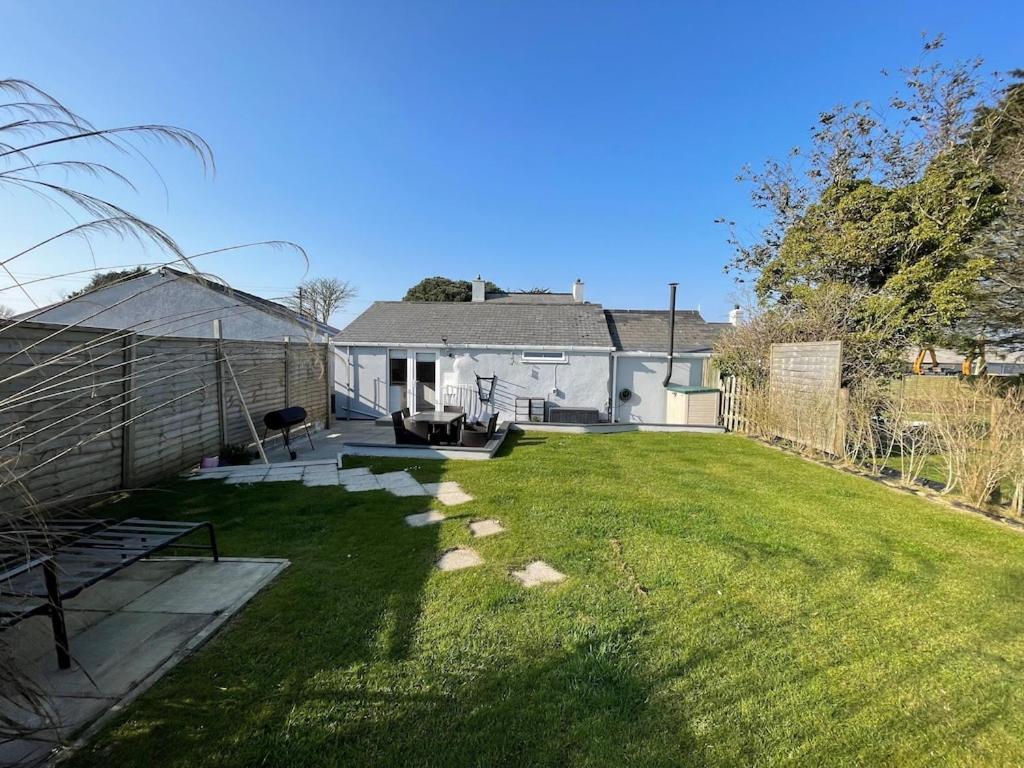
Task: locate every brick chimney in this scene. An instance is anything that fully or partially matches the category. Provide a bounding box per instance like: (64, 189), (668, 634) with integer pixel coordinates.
(571, 278), (585, 303)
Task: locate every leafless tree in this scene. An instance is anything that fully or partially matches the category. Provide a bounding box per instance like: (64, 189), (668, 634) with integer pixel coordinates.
(287, 277), (356, 324)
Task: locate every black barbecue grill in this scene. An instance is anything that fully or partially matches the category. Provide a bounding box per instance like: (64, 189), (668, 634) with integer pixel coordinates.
(262, 406), (314, 460)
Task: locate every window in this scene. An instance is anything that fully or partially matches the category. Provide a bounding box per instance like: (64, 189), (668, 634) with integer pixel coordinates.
(522, 350), (566, 364)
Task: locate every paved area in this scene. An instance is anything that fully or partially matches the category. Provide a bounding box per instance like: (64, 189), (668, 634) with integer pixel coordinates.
(511, 561), (566, 587)
(260, 422), (395, 463)
(0, 557), (287, 767)
(469, 519), (505, 537)
(190, 462), (478, 507)
(436, 548), (483, 571)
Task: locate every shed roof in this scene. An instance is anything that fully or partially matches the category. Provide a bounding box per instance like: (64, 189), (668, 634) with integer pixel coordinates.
(604, 309), (727, 353)
(335, 301), (614, 349)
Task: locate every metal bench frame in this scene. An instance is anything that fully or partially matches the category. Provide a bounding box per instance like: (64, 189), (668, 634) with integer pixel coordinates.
(1, 517), (218, 669)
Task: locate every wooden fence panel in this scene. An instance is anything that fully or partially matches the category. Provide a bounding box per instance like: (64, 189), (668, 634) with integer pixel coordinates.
(0, 322), (328, 511)
(769, 341), (845, 454)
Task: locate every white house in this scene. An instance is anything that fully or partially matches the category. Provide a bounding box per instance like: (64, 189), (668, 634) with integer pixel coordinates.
(20, 267), (338, 341)
(333, 278), (730, 425)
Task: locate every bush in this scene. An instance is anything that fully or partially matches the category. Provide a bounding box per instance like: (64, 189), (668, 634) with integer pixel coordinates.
(219, 443), (255, 466)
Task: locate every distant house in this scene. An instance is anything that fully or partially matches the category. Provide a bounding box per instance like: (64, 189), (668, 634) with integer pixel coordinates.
(334, 277), (731, 424)
(20, 267), (338, 341)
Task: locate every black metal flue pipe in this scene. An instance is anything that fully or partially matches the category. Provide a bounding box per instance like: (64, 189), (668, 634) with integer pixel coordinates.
(662, 282), (678, 387)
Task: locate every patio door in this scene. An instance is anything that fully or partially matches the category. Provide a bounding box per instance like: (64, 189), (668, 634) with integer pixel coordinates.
(415, 352), (437, 411)
(388, 349), (408, 413)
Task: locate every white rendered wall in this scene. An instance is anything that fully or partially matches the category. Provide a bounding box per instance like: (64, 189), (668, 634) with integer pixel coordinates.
(614, 356), (705, 423)
(335, 346), (613, 422)
(439, 349), (612, 422)
(334, 346), (389, 419)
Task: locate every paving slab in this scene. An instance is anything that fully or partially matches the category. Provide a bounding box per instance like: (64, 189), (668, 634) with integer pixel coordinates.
(511, 561), (566, 588)
(3, 609), (110, 665)
(436, 489), (474, 506)
(0, 693), (117, 766)
(124, 560), (282, 614)
(342, 475), (382, 492)
(1, 557), (288, 765)
(436, 548), (483, 571)
(338, 467), (371, 481)
(404, 511), (446, 527)
(68, 560), (194, 612)
(469, 519), (505, 537)
(225, 471), (268, 485)
(302, 475), (341, 487)
(376, 471), (427, 496)
(422, 481), (462, 497)
(27, 611), (213, 698)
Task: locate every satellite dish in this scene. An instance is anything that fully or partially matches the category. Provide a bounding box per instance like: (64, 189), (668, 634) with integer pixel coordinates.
(618, 387), (632, 401)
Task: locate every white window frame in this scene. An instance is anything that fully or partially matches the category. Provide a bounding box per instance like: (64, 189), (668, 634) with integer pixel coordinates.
(521, 350), (567, 364)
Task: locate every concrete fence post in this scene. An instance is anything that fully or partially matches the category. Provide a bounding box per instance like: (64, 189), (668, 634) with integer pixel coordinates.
(120, 333), (137, 488)
(325, 339), (334, 428)
(283, 336), (292, 408)
(214, 320), (228, 448)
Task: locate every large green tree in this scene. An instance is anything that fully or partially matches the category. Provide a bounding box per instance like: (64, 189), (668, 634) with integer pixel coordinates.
(66, 267), (149, 299)
(403, 276), (501, 302)
(722, 37), (1018, 367)
(961, 73), (1024, 352)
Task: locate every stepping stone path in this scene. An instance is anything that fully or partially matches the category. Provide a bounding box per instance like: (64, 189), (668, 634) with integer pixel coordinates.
(436, 548), (483, 571)
(189, 463), (568, 589)
(404, 511), (446, 527)
(511, 561), (566, 588)
(422, 482), (474, 506)
(469, 519), (504, 538)
(376, 471), (427, 497)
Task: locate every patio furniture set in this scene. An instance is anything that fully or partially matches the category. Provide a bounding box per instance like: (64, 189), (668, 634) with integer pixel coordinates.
(391, 407), (500, 448)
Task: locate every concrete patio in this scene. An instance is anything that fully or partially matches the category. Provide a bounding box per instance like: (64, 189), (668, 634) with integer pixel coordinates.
(259, 419), (510, 464)
(1, 557), (288, 767)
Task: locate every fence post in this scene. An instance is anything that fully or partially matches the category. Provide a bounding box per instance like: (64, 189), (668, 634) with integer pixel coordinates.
(214, 320), (228, 449)
(120, 333), (137, 488)
(325, 338), (334, 428)
(283, 336), (291, 408)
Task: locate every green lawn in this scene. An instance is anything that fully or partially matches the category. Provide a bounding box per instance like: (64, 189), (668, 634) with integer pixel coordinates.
(72, 432), (1024, 767)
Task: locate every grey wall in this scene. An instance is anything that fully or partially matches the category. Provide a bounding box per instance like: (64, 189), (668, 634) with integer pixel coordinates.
(614, 355), (705, 423)
(27, 272), (318, 342)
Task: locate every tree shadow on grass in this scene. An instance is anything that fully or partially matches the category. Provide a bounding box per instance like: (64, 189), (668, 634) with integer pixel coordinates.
(71, 480), (699, 768)
(77, 622), (697, 768)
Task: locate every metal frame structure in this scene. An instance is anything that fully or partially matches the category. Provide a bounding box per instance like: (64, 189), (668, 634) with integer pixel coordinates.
(1, 518), (218, 669)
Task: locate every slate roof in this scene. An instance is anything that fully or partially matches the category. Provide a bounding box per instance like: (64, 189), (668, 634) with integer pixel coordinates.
(164, 269), (339, 335)
(603, 309), (727, 353)
(335, 301), (614, 348)
(483, 291), (576, 304)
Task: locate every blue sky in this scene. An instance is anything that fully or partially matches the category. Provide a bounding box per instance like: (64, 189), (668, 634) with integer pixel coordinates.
(3, 1), (1022, 326)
